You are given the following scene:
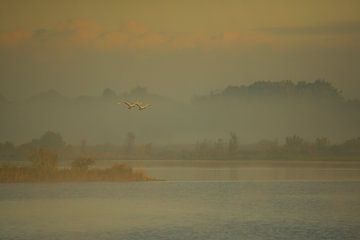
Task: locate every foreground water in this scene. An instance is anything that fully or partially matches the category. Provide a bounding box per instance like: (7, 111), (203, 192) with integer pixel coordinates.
(1, 181), (359, 240)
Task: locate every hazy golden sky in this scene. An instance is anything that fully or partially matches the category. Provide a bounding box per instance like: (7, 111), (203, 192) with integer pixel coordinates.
(0, 0), (359, 100)
(1, 0), (360, 32)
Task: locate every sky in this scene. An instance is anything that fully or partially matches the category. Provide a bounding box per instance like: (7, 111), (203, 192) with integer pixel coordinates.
(0, 0), (360, 101)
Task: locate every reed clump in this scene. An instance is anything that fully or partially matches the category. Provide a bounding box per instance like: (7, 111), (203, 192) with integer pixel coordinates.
(0, 149), (154, 183)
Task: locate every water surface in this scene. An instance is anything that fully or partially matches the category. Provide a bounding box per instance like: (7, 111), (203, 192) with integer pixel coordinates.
(1, 181), (359, 240)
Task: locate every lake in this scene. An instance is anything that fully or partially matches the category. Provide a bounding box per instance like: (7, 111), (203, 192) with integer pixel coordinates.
(0, 161), (360, 239)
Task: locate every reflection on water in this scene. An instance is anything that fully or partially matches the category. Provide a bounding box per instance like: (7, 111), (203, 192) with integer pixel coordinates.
(1, 181), (360, 240)
(143, 167), (360, 181)
(95, 160), (360, 181)
(7, 159), (360, 181)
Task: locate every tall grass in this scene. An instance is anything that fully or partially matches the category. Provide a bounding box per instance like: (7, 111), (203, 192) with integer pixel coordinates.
(0, 164), (154, 183)
(0, 149), (155, 182)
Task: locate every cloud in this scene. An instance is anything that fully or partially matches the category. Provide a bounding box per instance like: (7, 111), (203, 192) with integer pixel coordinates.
(124, 21), (148, 35)
(0, 29), (33, 47)
(0, 19), (358, 55)
(259, 21), (360, 35)
(0, 19), (271, 52)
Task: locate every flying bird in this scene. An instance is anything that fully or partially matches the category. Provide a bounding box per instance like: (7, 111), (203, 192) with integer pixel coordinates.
(135, 103), (152, 110)
(118, 101), (137, 109)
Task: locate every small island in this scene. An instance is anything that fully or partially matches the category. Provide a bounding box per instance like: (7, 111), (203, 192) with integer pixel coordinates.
(0, 149), (155, 183)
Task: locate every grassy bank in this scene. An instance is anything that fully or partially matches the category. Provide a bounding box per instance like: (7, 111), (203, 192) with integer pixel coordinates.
(0, 164), (155, 183)
(0, 149), (155, 183)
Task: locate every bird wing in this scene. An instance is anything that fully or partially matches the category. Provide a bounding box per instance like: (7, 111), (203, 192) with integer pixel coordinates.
(134, 102), (151, 109)
(122, 101), (131, 107)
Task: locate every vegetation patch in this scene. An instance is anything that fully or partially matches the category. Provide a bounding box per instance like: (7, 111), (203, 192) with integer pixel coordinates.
(0, 149), (155, 183)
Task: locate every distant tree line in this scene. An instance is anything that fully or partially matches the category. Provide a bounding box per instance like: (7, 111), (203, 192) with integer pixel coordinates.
(1, 131), (360, 161)
(190, 134), (360, 160)
(0, 130), (144, 161)
(193, 80), (356, 103)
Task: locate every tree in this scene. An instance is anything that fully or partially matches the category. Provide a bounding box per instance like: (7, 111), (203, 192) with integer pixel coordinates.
(130, 86), (148, 96)
(341, 137), (360, 154)
(315, 137), (330, 149)
(228, 132), (238, 154)
(196, 139), (212, 159)
(0, 141), (17, 160)
(284, 135), (307, 156)
(285, 135), (304, 148)
(31, 131), (65, 149)
(124, 132), (135, 154)
(102, 88), (117, 99)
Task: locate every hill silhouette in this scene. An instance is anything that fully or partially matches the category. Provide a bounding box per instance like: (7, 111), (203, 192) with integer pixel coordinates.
(194, 80), (345, 101)
(0, 81), (359, 144)
(28, 89), (67, 103)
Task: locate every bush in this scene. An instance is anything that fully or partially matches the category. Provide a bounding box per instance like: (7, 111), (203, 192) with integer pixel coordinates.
(29, 149), (58, 171)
